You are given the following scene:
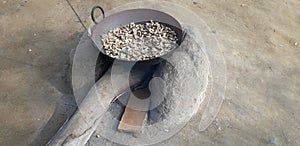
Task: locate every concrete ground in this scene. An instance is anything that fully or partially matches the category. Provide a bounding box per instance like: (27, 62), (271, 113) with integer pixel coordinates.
(0, 0), (299, 145)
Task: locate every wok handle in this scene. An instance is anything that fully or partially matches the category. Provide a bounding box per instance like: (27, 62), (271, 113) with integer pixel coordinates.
(91, 5), (105, 24)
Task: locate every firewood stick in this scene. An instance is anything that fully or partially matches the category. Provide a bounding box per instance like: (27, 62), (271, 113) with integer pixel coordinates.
(47, 67), (149, 146)
(118, 88), (150, 132)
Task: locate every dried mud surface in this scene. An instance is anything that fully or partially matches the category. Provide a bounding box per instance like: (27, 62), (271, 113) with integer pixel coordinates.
(0, 0), (299, 145)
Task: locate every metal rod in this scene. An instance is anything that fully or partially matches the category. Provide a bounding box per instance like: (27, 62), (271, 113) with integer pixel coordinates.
(65, 0), (87, 30)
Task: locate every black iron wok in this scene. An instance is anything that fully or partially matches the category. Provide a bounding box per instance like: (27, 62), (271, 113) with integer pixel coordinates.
(90, 6), (185, 66)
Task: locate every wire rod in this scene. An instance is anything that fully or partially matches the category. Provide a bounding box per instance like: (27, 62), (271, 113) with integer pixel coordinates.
(65, 0), (87, 30)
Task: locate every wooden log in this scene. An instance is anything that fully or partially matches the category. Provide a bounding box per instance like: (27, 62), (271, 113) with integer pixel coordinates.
(118, 88), (150, 132)
(47, 67), (149, 146)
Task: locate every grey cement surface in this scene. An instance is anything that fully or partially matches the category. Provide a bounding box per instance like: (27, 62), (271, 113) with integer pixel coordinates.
(0, 0), (300, 145)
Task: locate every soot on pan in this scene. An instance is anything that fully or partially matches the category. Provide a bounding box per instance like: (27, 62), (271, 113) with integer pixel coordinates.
(101, 20), (178, 61)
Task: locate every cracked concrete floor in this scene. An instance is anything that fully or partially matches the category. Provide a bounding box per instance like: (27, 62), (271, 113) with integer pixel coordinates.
(0, 0), (300, 145)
